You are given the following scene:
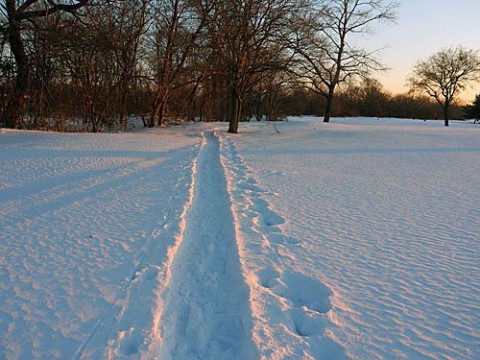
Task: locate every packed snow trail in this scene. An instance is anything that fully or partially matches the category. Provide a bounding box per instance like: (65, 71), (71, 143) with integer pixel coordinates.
(157, 131), (257, 359)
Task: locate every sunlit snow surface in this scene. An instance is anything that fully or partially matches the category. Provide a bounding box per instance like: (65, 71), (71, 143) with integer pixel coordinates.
(1, 118), (479, 359)
(225, 117), (480, 359)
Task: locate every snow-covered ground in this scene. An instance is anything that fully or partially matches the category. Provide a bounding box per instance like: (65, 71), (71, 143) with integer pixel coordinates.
(1, 117), (479, 359)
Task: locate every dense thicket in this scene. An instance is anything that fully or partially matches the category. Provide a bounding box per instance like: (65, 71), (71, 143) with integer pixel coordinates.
(0, 1), (473, 132)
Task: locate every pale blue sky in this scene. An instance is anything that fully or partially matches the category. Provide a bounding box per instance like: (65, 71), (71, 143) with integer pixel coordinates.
(367, 0), (480, 101)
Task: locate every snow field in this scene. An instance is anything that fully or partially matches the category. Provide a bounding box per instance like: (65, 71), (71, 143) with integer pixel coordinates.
(0, 129), (201, 359)
(230, 118), (480, 359)
(1, 117), (479, 359)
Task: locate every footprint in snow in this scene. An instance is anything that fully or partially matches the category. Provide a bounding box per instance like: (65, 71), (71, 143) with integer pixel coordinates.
(275, 272), (333, 338)
(238, 180), (268, 194)
(267, 233), (301, 245)
(251, 198), (285, 227)
(256, 268), (281, 289)
(117, 327), (142, 356)
(256, 270), (333, 337)
(275, 272), (332, 314)
(288, 307), (326, 337)
(262, 209), (285, 227)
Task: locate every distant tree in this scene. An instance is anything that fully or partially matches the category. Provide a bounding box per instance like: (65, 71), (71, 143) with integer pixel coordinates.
(388, 93), (440, 120)
(288, 0), (397, 123)
(244, 70), (292, 121)
(409, 46), (480, 127)
(59, 18), (110, 131)
(355, 78), (390, 117)
(107, 0), (151, 131)
(465, 94), (480, 123)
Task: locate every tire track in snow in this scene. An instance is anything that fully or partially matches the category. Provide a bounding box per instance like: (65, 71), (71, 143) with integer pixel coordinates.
(157, 131), (257, 359)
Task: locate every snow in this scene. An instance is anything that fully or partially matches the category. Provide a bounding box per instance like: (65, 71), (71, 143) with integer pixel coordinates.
(156, 132), (256, 359)
(1, 118), (479, 359)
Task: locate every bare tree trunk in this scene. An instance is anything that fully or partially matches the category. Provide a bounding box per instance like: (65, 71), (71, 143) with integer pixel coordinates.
(150, 88), (170, 127)
(186, 74), (203, 121)
(158, 98), (168, 127)
(5, 3), (28, 128)
(149, 92), (161, 128)
(148, 106), (157, 128)
(323, 86), (335, 123)
(228, 88), (242, 133)
(443, 101), (450, 127)
(118, 77), (129, 131)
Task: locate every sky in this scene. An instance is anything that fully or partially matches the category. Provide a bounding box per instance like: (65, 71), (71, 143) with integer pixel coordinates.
(366, 0), (480, 102)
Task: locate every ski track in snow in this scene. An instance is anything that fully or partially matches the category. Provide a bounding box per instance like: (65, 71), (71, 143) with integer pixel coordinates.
(156, 131), (257, 359)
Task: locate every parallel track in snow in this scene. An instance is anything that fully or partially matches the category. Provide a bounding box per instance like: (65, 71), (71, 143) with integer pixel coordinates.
(157, 131), (256, 359)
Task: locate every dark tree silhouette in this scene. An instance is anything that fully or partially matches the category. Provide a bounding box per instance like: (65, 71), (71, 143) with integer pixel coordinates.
(465, 94), (480, 124)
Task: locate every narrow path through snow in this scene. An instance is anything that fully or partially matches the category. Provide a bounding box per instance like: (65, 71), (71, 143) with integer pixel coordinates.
(158, 132), (257, 359)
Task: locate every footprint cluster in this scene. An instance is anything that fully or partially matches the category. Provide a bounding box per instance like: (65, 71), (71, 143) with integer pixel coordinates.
(221, 136), (343, 357)
(223, 138), (301, 247)
(257, 270), (333, 337)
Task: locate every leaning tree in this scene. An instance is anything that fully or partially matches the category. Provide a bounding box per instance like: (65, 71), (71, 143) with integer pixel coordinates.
(409, 46), (480, 127)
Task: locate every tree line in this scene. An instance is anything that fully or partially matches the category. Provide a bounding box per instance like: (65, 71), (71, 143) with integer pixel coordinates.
(1, 1), (478, 132)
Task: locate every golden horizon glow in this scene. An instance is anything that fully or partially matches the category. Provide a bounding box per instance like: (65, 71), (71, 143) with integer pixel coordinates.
(367, 0), (480, 103)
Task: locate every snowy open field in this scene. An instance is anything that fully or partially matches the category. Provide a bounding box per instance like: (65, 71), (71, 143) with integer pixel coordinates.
(1, 117), (479, 359)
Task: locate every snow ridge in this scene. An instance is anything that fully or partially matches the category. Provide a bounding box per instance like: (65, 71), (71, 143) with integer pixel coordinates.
(157, 131), (257, 359)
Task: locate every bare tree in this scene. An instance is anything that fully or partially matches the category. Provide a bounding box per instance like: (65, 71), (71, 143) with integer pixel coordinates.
(207, 0), (297, 133)
(25, 18), (54, 129)
(54, 5), (126, 132)
(148, 0), (214, 128)
(409, 46), (480, 126)
(107, 0), (151, 131)
(1, 0), (90, 128)
(289, 0), (397, 122)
